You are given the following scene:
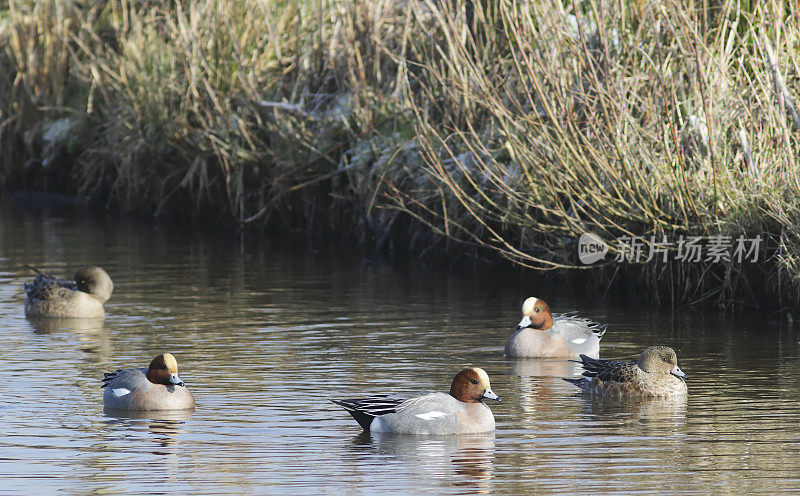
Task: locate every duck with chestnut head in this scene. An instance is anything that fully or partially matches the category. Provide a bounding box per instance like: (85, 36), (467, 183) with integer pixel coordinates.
(102, 353), (196, 411)
(505, 297), (607, 358)
(332, 367), (501, 435)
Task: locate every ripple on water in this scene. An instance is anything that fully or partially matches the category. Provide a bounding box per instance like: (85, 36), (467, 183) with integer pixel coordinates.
(1, 204), (800, 494)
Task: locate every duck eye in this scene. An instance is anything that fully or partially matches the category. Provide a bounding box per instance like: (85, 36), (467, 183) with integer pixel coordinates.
(469, 379), (478, 385)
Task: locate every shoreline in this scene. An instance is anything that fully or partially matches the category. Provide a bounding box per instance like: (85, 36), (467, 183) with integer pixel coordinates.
(2, 189), (785, 313)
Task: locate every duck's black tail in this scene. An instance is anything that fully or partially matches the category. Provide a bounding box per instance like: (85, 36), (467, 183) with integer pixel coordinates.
(331, 395), (402, 431)
(574, 354), (608, 377)
(331, 399), (375, 430)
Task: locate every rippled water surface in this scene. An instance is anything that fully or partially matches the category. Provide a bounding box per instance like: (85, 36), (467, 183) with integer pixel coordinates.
(1, 204), (800, 495)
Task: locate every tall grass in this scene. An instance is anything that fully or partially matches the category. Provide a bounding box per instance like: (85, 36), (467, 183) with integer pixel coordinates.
(386, 0), (800, 306)
(1, 0), (799, 307)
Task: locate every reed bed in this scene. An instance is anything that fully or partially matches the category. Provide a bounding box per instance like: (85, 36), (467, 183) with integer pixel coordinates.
(1, 0), (798, 307)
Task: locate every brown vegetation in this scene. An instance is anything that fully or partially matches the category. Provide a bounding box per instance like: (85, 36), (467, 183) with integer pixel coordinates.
(1, 0), (799, 307)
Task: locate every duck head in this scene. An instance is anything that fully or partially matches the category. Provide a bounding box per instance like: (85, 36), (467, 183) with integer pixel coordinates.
(449, 367), (500, 403)
(516, 297), (553, 331)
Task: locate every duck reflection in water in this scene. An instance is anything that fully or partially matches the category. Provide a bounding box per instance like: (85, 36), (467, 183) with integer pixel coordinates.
(347, 432), (495, 493)
(27, 317), (112, 362)
(103, 409), (194, 453)
(506, 358), (584, 417)
(581, 395), (688, 423)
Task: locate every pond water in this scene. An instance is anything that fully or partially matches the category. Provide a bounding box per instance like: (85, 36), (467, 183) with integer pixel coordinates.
(1, 203), (799, 495)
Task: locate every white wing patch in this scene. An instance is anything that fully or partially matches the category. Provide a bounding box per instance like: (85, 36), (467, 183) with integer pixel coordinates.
(415, 411), (448, 421)
(571, 338), (588, 344)
(112, 388), (131, 397)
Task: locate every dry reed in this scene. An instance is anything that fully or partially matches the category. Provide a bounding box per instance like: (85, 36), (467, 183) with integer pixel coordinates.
(1, 0), (799, 307)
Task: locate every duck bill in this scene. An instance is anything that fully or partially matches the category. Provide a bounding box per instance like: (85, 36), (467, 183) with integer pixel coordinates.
(169, 373), (185, 387)
(670, 365), (687, 379)
(516, 316), (531, 331)
(482, 388), (501, 402)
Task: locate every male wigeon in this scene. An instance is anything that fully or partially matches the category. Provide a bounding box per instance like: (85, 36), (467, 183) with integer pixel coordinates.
(332, 367), (501, 435)
(24, 266), (113, 318)
(565, 346), (688, 397)
(102, 353), (196, 411)
(505, 297), (606, 358)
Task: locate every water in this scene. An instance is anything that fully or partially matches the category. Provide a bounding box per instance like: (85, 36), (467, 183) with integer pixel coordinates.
(1, 203), (799, 495)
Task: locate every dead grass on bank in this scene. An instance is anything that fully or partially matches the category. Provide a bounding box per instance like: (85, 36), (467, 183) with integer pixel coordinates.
(1, 0), (799, 306)
(380, 0), (800, 306)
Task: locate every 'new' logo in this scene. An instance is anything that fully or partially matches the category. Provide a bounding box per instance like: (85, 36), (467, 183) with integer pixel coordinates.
(578, 233), (608, 264)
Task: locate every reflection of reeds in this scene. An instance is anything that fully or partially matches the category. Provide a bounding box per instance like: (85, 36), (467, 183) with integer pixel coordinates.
(1, 1), (799, 306)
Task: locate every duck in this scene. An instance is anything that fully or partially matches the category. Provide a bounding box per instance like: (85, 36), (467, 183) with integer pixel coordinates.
(24, 265), (113, 318)
(505, 297), (606, 358)
(331, 367), (500, 435)
(102, 353), (196, 411)
(564, 346), (688, 397)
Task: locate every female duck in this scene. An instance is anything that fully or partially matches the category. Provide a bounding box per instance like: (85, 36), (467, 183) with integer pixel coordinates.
(505, 297), (606, 358)
(102, 353), (196, 411)
(565, 346), (688, 397)
(24, 266), (113, 318)
(332, 367), (500, 435)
